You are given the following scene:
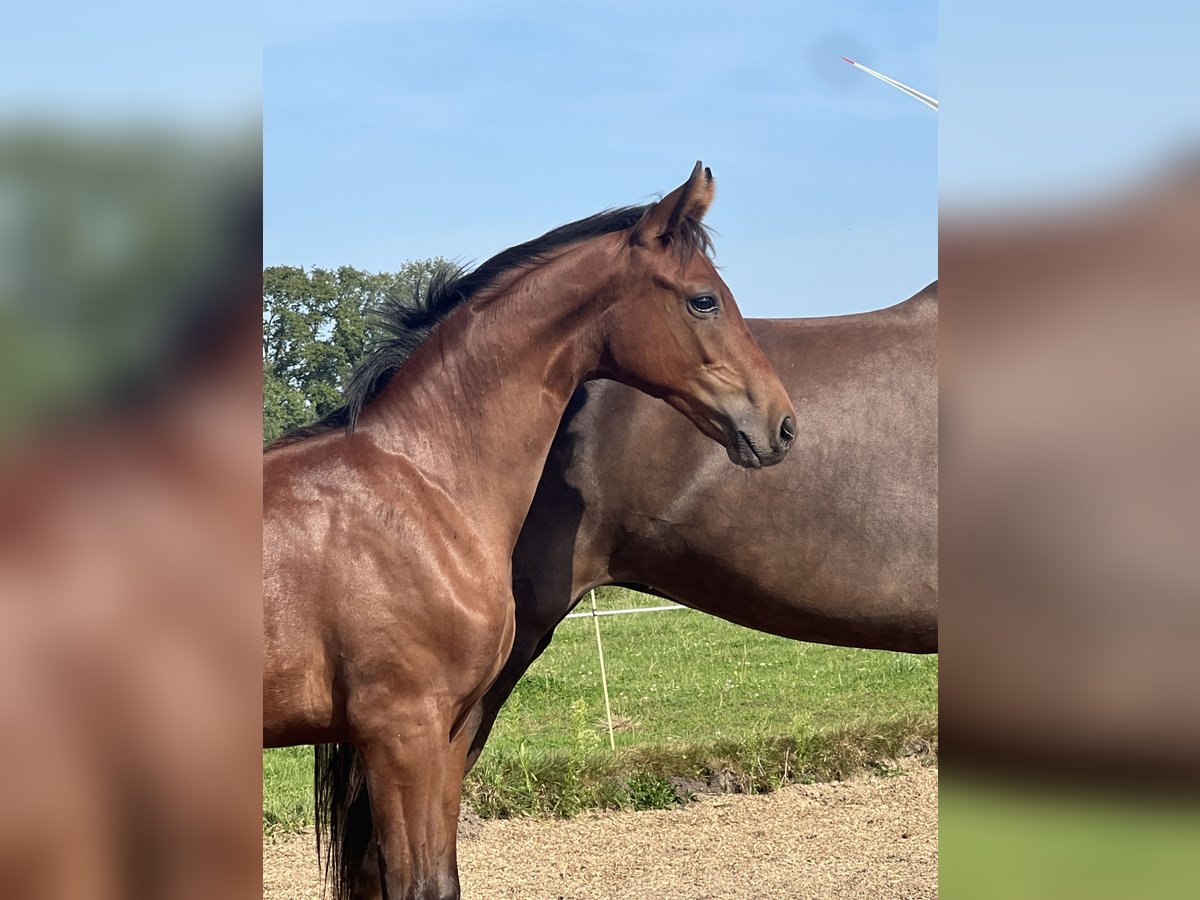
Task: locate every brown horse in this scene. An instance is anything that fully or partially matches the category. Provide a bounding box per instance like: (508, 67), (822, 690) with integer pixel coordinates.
(317, 283), (938, 899)
(263, 163), (796, 899)
(487, 282), (939, 753)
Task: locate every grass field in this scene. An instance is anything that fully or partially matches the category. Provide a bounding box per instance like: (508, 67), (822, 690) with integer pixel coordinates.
(940, 776), (1200, 898)
(264, 587), (937, 831)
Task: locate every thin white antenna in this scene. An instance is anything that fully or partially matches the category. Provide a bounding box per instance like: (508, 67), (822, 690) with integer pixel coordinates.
(842, 57), (938, 111)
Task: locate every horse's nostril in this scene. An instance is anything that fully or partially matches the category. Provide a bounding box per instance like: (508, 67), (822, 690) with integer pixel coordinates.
(780, 415), (796, 444)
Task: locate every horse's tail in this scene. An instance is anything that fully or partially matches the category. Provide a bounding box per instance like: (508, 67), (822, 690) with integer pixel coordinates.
(314, 742), (376, 900)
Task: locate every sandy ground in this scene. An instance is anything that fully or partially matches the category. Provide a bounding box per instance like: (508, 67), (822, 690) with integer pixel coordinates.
(263, 763), (937, 899)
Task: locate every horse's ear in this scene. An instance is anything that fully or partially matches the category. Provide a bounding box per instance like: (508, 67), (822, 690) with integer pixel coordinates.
(631, 161), (715, 247)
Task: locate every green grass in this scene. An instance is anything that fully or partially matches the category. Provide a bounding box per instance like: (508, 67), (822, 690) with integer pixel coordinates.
(264, 587), (937, 831)
(940, 775), (1200, 898)
(263, 746), (317, 832)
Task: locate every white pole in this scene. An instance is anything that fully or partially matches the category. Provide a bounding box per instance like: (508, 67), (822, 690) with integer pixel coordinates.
(590, 589), (617, 752)
(563, 603), (686, 620)
(842, 56), (938, 111)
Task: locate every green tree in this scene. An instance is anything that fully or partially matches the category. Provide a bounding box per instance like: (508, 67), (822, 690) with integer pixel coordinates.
(262, 261), (444, 443)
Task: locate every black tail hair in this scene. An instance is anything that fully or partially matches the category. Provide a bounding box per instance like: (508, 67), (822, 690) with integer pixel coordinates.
(314, 743), (376, 900)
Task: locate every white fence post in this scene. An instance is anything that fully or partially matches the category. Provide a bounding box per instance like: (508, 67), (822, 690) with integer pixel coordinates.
(565, 591), (690, 752)
(589, 589), (617, 752)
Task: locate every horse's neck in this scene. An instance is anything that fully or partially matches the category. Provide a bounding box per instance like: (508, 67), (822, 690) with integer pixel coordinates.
(358, 247), (609, 549)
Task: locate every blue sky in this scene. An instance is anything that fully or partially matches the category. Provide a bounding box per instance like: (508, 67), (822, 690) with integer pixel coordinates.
(6, 2), (1193, 317)
(265, 1), (936, 317)
(940, 0), (1199, 211)
(1, 1), (259, 124)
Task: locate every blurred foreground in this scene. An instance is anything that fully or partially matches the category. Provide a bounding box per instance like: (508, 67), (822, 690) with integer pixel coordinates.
(0, 126), (262, 899)
(941, 161), (1200, 894)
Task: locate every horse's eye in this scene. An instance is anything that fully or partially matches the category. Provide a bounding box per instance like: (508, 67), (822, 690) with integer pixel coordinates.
(688, 294), (719, 316)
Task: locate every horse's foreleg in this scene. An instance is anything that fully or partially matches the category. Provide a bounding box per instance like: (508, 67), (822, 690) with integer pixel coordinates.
(356, 712), (461, 900)
(350, 705), (478, 899)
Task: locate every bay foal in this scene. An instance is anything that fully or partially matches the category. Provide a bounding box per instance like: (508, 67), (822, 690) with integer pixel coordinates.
(263, 163), (795, 899)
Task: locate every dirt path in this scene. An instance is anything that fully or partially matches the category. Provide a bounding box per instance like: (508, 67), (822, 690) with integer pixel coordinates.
(263, 763), (937, 899)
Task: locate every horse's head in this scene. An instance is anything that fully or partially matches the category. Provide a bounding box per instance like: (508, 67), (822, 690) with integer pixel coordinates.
(598, 162), (796, 468)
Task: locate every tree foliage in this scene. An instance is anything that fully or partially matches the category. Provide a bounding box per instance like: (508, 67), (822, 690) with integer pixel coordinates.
(262, 261), (444, 443)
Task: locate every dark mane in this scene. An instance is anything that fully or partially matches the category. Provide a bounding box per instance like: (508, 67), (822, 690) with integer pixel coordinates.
(267, 203), (713, 449)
